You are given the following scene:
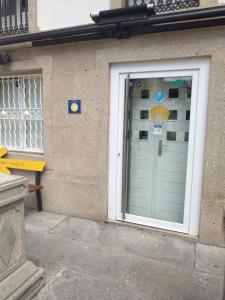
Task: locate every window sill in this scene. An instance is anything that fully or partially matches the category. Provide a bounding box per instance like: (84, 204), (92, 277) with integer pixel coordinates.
(4, 149), (44, 157)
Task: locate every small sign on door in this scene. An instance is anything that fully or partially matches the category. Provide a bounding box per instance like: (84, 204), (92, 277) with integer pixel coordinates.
(153, 125), (163, 136)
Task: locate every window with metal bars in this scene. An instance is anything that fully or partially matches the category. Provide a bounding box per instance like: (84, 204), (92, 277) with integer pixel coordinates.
(0, 75), (43, 153)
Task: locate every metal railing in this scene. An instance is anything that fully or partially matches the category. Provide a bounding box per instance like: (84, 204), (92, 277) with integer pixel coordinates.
(125, 0), (200, 13)
(0, 0), (28, 36)
(0, 75), (43, 153)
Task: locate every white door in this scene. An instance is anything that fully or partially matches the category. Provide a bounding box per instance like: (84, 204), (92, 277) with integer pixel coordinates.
(108, 59), (210, 235)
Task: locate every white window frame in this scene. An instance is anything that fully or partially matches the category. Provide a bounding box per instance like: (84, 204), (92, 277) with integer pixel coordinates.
(0, 74), (43, 154)
(108, 58), (210, 236)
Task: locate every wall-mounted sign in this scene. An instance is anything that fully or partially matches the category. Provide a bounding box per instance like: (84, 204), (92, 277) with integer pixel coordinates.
(149, 105), (170, 124)
(171, 79), (190, 88)
(153, 125), (163, 136)
(0, 148), (45, 174)
(68, 100), (81, 114)
(150, 104), (169, 136)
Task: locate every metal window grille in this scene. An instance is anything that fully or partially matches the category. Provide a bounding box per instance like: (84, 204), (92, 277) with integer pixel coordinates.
(125, 0), (200, 13)
(0, 0), (28, 36)
(0, 75), (43, 153)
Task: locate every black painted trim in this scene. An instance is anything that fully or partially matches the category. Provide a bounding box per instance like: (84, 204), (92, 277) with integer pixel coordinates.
(0, 5), (224, 47)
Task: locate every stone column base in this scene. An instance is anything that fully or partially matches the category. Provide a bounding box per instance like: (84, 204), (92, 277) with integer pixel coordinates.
(0, 261), (44, 300)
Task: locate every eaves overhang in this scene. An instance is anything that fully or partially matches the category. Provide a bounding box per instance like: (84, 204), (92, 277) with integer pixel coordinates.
(0, 5), (224, 48)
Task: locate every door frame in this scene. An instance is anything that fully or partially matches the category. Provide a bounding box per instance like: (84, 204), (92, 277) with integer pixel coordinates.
(108, 58), (210, 236)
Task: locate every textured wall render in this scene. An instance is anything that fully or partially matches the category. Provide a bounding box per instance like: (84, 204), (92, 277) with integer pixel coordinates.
(0, 26), (225, 247)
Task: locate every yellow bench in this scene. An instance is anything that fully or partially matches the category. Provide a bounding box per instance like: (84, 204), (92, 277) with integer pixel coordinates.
(0, 148), (46, 211)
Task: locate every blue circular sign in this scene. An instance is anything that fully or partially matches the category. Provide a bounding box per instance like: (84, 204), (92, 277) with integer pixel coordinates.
(155, 91), (165, 103)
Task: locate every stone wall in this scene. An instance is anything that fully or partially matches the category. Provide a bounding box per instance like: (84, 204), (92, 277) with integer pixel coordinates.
(0, 24), (225, 247)
(200, 0), (223, 7)
(110, 0), (125, 8)
(0, 174), (44, 299)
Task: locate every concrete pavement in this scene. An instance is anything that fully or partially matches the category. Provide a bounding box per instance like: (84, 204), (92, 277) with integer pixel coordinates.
(25, 208), (225, 300)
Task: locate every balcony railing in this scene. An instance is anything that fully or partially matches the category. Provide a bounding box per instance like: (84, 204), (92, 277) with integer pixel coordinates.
(125, 0), (200, 13)
(0, 0), (28, 36)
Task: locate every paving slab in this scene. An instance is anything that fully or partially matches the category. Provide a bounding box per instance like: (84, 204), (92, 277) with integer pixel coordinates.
(35, 259), (224, 300)
(125, 255), (224, 300)
(48, 216), (105, 244)
(25, 208), (68, 232)
(98, 224), (195, 269)
(26, 230), (131, 281)
(195, 243), (225, 276)
(36, 270), (144, 300)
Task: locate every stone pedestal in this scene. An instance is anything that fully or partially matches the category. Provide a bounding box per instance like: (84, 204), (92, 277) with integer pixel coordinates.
(0, 173), (44, 300)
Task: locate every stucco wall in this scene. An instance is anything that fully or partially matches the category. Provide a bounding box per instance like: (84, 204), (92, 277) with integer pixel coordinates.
(37, 0), (110, 31)
(0, 26), (225, 247)
(201, 0), (225, 7)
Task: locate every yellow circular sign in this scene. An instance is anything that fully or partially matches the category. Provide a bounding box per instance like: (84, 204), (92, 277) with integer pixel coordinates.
(150, 105), (170, 121)
(71, 103), (79, 112)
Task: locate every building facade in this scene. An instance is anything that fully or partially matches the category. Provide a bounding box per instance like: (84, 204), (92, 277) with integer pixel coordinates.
(0, 0), (225, 248)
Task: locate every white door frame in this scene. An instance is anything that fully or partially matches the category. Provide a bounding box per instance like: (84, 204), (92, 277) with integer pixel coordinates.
(108, 58), (210, 236)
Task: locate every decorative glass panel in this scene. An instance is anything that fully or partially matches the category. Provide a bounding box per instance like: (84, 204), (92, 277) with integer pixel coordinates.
(169, 88), (179, 99)
(187, 87), (192, 98)
(167, 131), (176, 141)
(186, 110), (190, 121)
(141, 89), (150, 99)
(169, 110), (177, 120)
(184, 132), (189, 142)
(139, 130), (148, 139)
(140, 110), (149, 119)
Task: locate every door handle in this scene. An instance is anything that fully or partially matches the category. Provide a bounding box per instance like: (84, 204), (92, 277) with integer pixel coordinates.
(158, 140), (163, 156)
